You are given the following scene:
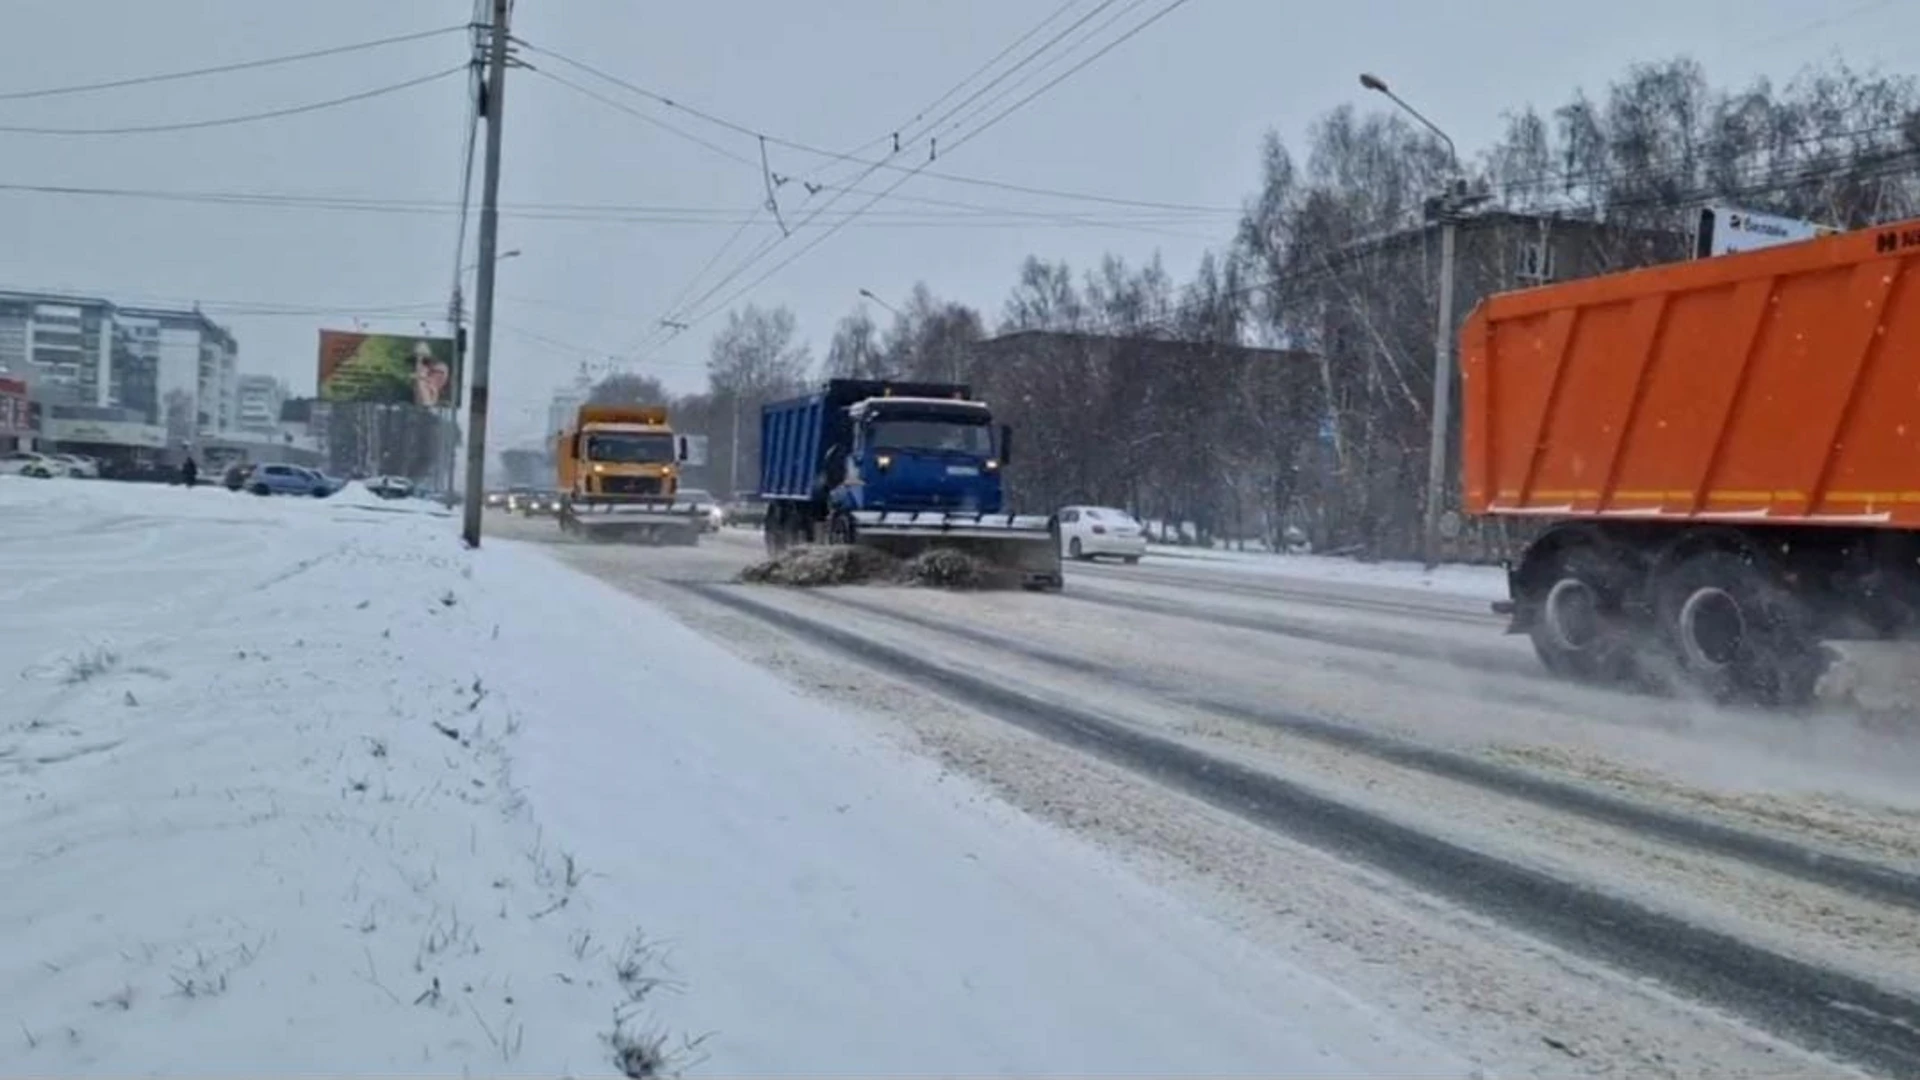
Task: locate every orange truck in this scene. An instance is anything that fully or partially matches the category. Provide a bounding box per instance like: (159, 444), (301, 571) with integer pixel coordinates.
(1461, 216), (1920, 705)
(554, 404), (701, 544)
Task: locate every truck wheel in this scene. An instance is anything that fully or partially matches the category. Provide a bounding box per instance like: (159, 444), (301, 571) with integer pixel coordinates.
(1655, 550), (1824, 707)
(1525, 546), (1640, 685)
(826, 511), (856, 546)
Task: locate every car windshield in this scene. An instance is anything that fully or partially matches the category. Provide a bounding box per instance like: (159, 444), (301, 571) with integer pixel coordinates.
(1086, 508), (1135, 524)
(586, 433), (675, 464)
(868, 418), (993, 455)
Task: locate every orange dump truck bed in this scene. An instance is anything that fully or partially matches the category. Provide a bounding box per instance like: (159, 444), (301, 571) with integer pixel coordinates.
(1461, 217), (1920, 529)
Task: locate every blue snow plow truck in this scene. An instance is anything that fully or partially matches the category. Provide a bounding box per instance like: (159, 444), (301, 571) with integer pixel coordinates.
(759, 378), (1063, 591)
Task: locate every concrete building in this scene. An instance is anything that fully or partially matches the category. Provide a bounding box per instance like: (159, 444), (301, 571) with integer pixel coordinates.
(117, 304), (239, 440)
(0, 290), (239, 443)
(235, 374), (288, 435)
(0, 293), (116, 411)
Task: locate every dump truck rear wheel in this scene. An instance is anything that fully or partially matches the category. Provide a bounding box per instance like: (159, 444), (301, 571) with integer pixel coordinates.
(1655, 550), (1824, 707)
(1525, 546), (1640, 685)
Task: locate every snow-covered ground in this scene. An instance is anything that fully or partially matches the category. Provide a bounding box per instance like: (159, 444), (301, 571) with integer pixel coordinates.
(1144, 543), (1508, 601)
(0, 478), (1462, 1076)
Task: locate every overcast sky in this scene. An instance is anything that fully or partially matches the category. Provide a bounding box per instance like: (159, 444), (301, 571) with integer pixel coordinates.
(1, 0), (1910, 448)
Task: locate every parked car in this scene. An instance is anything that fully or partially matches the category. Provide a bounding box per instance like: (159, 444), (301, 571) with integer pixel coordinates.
(247, 463), (330, 497)
(484, 489), (509, 509)
(1057, 505), (1147, 563)
(365, 475), (415, 500)
(50, 454), (100, 478)
(720, 494), (767, 530)
(222, 463), (256, 491)
(675, 487), (724, 533)
(298, 467), (343, 497)
(0, 451), (68, 479)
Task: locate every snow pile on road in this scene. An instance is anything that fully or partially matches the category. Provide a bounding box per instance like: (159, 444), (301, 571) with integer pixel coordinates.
(0, 478), (1459, 1075)
(740, 543), (990, 589)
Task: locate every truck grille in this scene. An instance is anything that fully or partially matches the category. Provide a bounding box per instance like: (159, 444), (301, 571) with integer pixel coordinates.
(600, 475), (664, 495)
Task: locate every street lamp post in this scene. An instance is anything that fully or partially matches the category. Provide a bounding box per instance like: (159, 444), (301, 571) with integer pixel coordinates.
(1359, 73), (1484, 568)
(858, 287), (905, 320)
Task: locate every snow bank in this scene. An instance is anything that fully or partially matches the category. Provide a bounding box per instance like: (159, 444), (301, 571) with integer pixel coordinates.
(0, 479), (614, 1075)
(1147, 543), (1508, 600)
(0, 478), (1460, 1076)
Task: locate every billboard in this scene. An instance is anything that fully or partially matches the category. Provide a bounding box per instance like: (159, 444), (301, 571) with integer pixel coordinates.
(317, 330), (460, 407)
(0, 376), (29, 436)
(1694, 205), (1836, 259)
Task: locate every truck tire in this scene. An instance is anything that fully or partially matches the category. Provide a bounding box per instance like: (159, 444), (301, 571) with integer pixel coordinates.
(1654, 549), (1824, 707)
(1524, 545), (1641, 685)
(826, 510), (856, 546)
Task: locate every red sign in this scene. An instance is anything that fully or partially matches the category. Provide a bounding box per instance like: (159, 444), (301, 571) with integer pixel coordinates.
(0, 377), (27, 435)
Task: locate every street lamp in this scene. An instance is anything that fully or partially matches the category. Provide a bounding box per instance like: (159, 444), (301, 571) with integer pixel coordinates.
(462, 248), (521, 278)
(858, 287), (905, 320)
(1359, 72), (1481, 568)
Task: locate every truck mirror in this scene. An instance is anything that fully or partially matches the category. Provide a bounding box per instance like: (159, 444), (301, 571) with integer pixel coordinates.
(999, 424), (1013, 465)
(677, 436), (690, 462)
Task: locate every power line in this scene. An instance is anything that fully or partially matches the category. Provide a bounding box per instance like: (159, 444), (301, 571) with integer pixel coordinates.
(633, 3), (1142, 345)
(931, 0), (1147, 142)
(0, 66), (466, 136)
(0, 180), (1236, 227)
(0, 23), (468, 102)
(514, 36), (1237, 214)
(527, 67), (759, 167)
(944, 0), (1197, 157)
(659, 0), (1202, 340)
(905, 0), (1127, 150)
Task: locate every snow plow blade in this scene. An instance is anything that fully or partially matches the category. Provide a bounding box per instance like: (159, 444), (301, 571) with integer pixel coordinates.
(559, 499), (701, 546)
(850, 510), (1062, 591)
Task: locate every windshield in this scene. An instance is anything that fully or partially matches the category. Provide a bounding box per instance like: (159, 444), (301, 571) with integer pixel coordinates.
(585, 433), (675, 464)
(868, 418), (993, 455)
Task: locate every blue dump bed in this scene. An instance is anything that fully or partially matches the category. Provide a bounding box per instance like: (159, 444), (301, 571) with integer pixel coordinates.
(760, 379), (971, 501)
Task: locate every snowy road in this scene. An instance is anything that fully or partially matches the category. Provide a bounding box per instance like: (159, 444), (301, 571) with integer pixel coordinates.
(504, 514), (1920, 1078)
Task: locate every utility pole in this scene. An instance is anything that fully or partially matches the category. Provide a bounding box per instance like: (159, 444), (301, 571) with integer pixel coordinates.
(461, 0), (510, 548)
(728, 393), (740, 497)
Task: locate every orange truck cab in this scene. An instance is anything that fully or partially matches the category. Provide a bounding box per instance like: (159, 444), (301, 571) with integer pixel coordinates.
(554, 404), (702, 544)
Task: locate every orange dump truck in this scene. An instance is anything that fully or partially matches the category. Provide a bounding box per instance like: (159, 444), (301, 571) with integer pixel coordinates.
(1461, 216), (1920, 704)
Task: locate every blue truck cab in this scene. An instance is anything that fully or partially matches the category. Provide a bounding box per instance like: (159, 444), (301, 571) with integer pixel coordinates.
(760, 379), (1024, 543)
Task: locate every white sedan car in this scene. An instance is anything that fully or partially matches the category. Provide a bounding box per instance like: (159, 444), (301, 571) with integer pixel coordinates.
(1058, 505), (1147, 563)
(0, 451), (69, 478)
(51, 453), (100, 478)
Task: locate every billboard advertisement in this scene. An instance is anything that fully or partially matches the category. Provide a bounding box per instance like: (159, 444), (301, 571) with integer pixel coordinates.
(0, 376), (30, 437)
(316, 330), (459, 407)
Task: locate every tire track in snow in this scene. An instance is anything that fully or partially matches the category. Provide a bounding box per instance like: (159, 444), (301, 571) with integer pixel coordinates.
(1070, 560), (1499, 626)
(680, 581), (1920, 1079)
(801, 588), (1920, 914)
(1062, 580), (1543, 678)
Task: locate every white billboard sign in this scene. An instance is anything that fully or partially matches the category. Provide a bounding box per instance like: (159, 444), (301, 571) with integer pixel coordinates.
(1695, 205), (1835, 258)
